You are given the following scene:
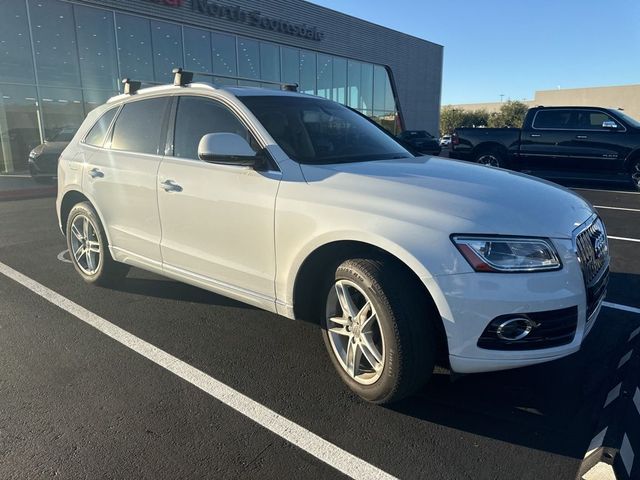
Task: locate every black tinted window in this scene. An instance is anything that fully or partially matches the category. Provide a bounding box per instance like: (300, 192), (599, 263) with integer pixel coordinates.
(85, 108), (117, 147)
(533, 110), (575, 129)
(240, 96), (411, 164)
(575, 111), (617, 130)
(110, 98), (168, 154)
(173, 96), (252, 159)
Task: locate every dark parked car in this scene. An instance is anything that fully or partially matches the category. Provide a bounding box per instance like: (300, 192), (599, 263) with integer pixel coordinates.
(398, 130), (442, 156)
(450, 106), (640, 190)
(28, 128), (76, 183)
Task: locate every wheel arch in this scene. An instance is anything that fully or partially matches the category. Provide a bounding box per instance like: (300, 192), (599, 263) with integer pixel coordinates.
(291, 239), (450, 364)
(59, 189), (112, 246)
(624, 148), (640, 170)
(471, 141), (508, 158)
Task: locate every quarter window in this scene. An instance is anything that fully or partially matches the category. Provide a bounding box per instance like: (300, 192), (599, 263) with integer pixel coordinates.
(533, 110), (575, 129)
(85, 108), (118, 147)
(110, 98), (169, 154)
(173, 96), (253, 160)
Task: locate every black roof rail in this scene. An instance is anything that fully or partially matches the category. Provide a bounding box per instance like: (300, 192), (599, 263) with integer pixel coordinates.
(122, 78), (142, 95)
(171, 67), (298, 92)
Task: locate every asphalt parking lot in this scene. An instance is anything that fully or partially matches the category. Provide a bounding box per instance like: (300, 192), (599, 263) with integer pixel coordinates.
(0, 180), (639, 479)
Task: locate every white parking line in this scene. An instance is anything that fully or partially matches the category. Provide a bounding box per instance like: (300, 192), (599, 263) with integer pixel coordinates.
(604, 382), (622, 408)
(595, 205), (640, 213)
(0, 261), (396, 480)
(621, 434), (634, 477)
(603, 302), (640, 315)
(608, 235), (640, 243)
(574, 187), (640, 195)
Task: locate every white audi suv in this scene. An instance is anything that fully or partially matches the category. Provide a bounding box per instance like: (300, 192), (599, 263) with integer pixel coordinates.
(56, 73), (609, 404)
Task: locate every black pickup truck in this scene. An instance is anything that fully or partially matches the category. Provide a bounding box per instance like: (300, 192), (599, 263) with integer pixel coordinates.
(450, 106), (640, 190)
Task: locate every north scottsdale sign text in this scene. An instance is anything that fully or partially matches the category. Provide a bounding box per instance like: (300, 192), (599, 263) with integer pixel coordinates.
(143, 0), (325, 41)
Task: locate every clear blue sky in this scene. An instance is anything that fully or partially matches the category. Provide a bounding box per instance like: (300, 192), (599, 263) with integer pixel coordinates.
(309, 0), (640, 105)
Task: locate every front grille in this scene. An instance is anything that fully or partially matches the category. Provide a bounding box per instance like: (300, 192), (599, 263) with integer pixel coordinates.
(574, 216), (610, 321)
(575, 216), (609, 286)
(477, 307), (578, 350)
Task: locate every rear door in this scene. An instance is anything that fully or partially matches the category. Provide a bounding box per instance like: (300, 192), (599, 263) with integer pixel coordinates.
(518, 109), (578, 172)
(83, 96), (170, 267)
(569, 110), (629, 173)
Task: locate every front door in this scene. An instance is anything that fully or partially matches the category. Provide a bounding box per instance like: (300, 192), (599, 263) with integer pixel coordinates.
(568, 110), (629, 174)
(157, 95), (280, 309)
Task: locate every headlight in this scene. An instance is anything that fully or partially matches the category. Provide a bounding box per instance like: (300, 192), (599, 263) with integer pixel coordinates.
(452, 236), (561, 272)
(29, 145), (44, 158)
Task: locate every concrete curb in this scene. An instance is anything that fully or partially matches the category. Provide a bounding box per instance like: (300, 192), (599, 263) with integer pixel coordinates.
(0, 186), (56, 201)
(578, 325), (640, 479)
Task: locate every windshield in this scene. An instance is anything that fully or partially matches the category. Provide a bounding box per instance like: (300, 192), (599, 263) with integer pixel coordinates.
(49, 129), (76, 142)
(401, 130), (430, 139)
(615, 110), (640, 129)
(239, 95), (412, 164)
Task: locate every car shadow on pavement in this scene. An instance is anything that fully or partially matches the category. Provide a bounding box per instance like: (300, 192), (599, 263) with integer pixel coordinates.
(386, 304), (639, 459)
(106, 274), (258, 310)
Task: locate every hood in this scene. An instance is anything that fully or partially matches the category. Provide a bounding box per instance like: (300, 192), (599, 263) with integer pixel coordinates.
(300, 156), (594, 239)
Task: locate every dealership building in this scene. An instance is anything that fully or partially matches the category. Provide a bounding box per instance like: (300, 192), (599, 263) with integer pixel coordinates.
(0, 0), (443, 174)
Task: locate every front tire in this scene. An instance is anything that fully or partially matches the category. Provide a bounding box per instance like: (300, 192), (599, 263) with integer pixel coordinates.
(321, 258), (436, 404)
(66, 202), (129, 286)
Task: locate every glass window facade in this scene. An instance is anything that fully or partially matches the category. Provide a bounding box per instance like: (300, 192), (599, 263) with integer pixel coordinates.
(0, 0), (401, 174)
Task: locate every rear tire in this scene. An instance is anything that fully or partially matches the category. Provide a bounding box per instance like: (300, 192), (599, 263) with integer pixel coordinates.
(474, 147), (505, 168)
(66, 202), (129, 286)
(320, 258), (436, 404)
(631, 159), (640, 192)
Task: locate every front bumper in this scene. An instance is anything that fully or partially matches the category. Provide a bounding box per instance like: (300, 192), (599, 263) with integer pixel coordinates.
(423, 237), (604, 373)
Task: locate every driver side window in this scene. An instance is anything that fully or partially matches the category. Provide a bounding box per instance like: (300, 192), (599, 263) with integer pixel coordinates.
(173, 96), (256, 159)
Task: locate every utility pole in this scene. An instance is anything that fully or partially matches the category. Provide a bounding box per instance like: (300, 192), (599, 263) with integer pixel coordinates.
(499, 94), (505, 103)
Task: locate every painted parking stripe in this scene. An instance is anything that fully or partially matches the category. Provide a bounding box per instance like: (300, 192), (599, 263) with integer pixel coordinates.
(595, 205), (640, 213)
(619, 350), (633, 369)
(620, 434), (634, 477)
(604, 382), (622, 408)
(603, 302), (640, 315)
(630, 326), (640, 342)
(634, 388), (640, 415)
(585, 427), (608, 458)
(608, 235), (640, 243)
(0, 261), (396, 480)
(573, 187), (640, 195)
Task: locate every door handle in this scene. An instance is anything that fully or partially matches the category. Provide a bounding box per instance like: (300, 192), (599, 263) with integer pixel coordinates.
(530, 133), (541, 137)
(88, 167), (104, 178)
(160, 179), (183, 193)
(576, 135), (588, 139)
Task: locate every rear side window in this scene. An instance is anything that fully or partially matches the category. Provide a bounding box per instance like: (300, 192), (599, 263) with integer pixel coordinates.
(173, 96), (253, 159)
(110, 98), (169, 154)
(533, 110), (575, 129)
(84, 108), (118, 147)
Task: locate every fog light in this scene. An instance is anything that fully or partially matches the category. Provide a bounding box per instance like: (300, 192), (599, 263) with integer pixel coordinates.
(496, 317), (538, 341)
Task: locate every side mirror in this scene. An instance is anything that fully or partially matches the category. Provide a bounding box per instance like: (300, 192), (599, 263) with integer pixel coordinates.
(198, 133), (257, 166)
(602, 120), (619, 129)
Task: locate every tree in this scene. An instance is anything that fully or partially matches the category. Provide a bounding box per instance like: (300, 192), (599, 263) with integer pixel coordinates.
(487, 101), (529, 128)
(440, 106), (489, 135)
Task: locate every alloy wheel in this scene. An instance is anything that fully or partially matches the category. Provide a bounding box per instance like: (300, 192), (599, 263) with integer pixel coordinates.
(70, 214), (101, 275)
(325, 280), (386, 385)
(632, 162), (640, 190)
(476, 154), (500, 167)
